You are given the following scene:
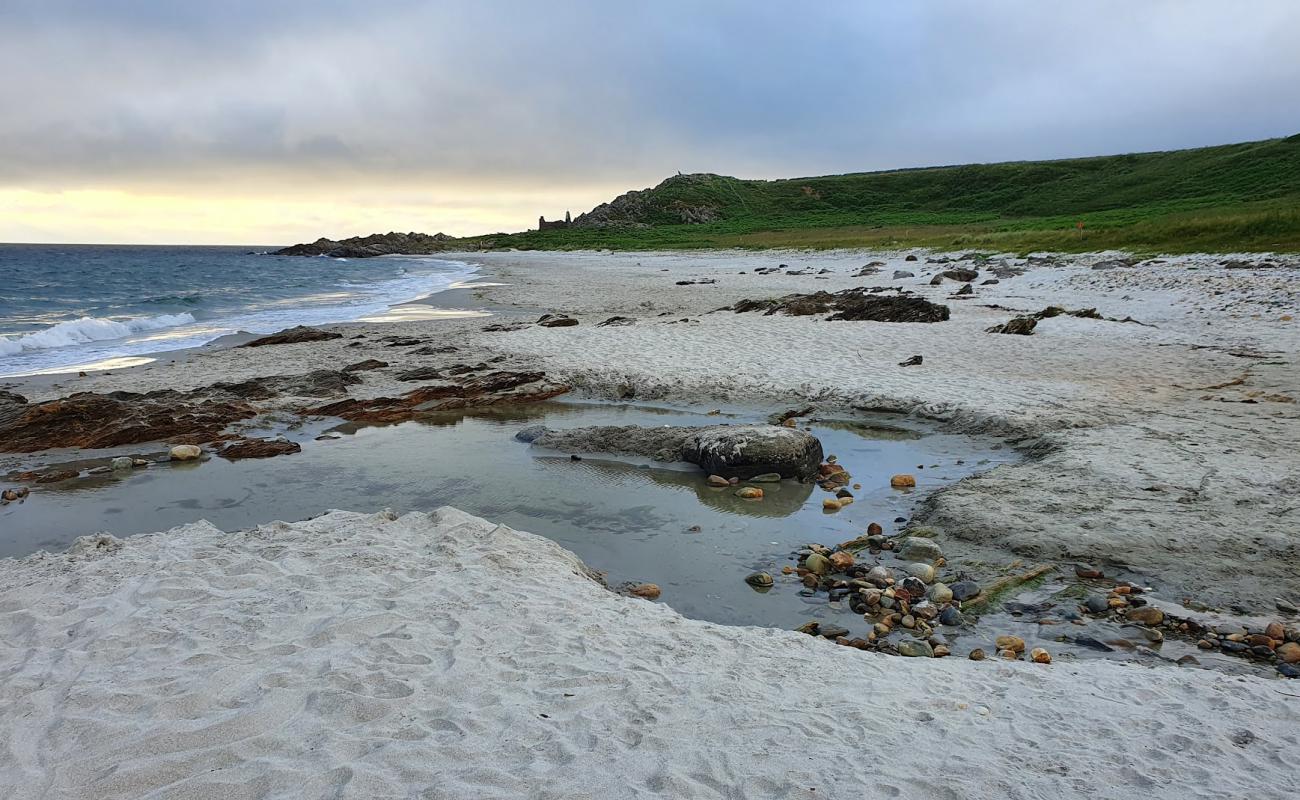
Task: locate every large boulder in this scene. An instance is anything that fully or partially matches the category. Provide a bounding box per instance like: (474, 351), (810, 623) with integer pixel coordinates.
(681, 425), (823, 481)
(525, 423), (824, 481)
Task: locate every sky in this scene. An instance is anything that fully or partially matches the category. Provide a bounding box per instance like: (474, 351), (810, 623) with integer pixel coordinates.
(2, 0), (1298, 245)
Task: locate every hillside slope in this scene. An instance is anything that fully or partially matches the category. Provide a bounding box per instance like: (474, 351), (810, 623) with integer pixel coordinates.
(489, 134), (1300, 253)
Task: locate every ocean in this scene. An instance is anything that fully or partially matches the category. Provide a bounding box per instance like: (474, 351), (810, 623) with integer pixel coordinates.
(0, 244), (476, 377)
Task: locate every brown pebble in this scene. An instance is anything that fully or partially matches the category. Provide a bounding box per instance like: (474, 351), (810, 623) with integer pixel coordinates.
(1030, 648), (1051, 664)
(968, 648), (986, 661)
(629, 583), (661, 600)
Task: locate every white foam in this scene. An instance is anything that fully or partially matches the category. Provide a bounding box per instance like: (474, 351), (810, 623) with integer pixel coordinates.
(0, 313), (196, 354)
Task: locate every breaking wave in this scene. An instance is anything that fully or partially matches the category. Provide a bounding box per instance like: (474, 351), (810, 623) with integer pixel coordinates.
(0, 313), (197, 357)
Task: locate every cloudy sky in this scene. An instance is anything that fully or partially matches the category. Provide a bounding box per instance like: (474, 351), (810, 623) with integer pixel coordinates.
(2, 0), (1298, 244)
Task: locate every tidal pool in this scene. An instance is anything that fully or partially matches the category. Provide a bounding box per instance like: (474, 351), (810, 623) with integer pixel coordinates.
(2, 401), (1013, 632)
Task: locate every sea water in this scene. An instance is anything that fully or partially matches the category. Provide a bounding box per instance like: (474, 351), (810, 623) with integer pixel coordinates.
(0, 244), (475, 377)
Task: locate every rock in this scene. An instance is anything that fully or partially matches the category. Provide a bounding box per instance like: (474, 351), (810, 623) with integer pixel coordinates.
(950, 581), (981, 602)
(745, 572), (774, 588)
(819, 624), (850, 639)
(805, 553), (832, 576)
(706, 474), (731, 487)
(396, 367), (445, 381)
(1083, 596), (1111, 614)
(537, 313), (579, 328)
(1265, 621), (1285, 640)
(629, 583), (661, 600)
(905, 254), (918, 261)
(1279, 664), (1300, 679)
(864, 566), (892, 588)
(986, 316), (1037, 335)
(1074, 565), (1105, 579)
(1277, 642), (1300, 664)
(596, 316), (636, 327)
(835, 488), (854, 499)
(342, 359), (388, 372)
(315, 371), (568, 424)
(900, 576), (927, 596)
(904, 563), (935, 583)
(220, 437), (302, 460)
(897, 640), (934, 657)
(683, 425), (824, 480)
(1030, 648), (1052, 664)
(274, 231), (457, 258)
(1126, 607), (1164, 626)
(899, 537), (942, 563)
(942, 269), (979, 282)
(897, 355), (923, 367)
(734, 486), (764, 499)
(995, 635), (1026, 654)
(823, 498), (843, 511)
(829, 551), (855, 571)
(889, 474), (916, 488)
(109, 456), (134, 471)
(893, 270), (914, 279)
(968, 648), (986, 661)
(939, 607), (964, 626)
(728, 289), (950, 323)
(929, 583), (953, 605)
(750, 472), (782, 482)
(515, 425), (549, 443)
(866, 522), (883, 536)
(241, 326), (342, 347)
(169, 444), (202, 461)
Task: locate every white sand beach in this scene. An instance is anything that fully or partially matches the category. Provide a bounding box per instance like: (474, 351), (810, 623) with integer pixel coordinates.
(3, 248), (1299, 798)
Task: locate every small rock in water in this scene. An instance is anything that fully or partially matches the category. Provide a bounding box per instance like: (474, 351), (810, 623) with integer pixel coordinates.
(109, 456), (134, 471)
(1030, 648), (1052, 664)
(706, 474), (730, 487)
(950, 581), (981, 602)
(805, 553), (832, 576)
(835, 488), (853, 499)
(734, 486), (764, 499)
(968, 648), (986, 661)
(745, 572), (774, 588)
(819, 624), (850, 639)
(823, 498), (843, 511)
(169, 444), (202, 461)
(898, 640), (934, 657)
(750, 472), (782, 483)
(829, 551), (855, 571)
(889, 474), (917, 488)
(629, 583), (661, 600)
(866, 522), (882, 535)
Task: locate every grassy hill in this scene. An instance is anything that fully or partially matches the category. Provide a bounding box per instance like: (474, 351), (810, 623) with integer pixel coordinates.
(473, 134), (1300, 253)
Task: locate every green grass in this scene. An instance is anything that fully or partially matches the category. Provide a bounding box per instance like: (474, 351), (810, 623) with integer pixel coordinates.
(465, 134), (1300, 254)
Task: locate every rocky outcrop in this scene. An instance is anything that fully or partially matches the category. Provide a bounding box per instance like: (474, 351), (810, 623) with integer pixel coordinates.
(523, 424), (823, 480)
(0, 371), (359, 453)
(241, 326), (342, 347)
(728, 289), (950, 323)
(313, 372), (569, 424)
(573, 174), (726, 228)
(274, 231), (458, 258)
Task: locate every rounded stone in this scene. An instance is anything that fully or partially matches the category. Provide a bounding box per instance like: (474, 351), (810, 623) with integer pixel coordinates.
(889, 474), (917, 488)
(950, 581), (981, 602)
(904, 562), (935, 583)
(804, 553), (832, 576)
(995, 635), (1026, 654)
(929, 583), (953, 604)
(898, 639), (934, 657)
(898, 537), (943, 564)
(939, 607), (964, 626)
(169, 444), (202, 461)
(109, 456), (134, 471)
(745, 572), (774, 587)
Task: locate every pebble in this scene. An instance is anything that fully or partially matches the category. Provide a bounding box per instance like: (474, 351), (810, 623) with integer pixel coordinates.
(734, 486), (764, 499)
(1126, 607), (1164, 626)
(995, 635), (1026, 653)
(932, 644), (950, 657)
(866, 522), (882, 535)
(828, 551), (855, 571)
(629, 583), (661, 600)
(169, 444), (202, 461)
(1265, 622), (1285, 640)
(1083, 596), (1110, 614)
(1030, 648), (1052, 664)
(109, 456), (134, 471)
(898, 537), (943, 564)
(898, 640), (934, 657)
(929, 583), (953, 605)
(823, 498), (843, 511)
(805, 553), (832, 576)
(1074, 564), (1105, 579)
(901, 614), (916, 629)
(819, 624), (850, 639)
(900, 576), (927, 596)
(750, 473), (782, 482)
(999, 649), (1019, 660)
(1279, 664), (1300, 679)
(968, 648), (986, 661)
(706, 475), (730, 487)
(889, 474), (917, 488)
(745, 572), (774, 587)
(904, 563), (935, 583)
(939, 607), (964, 626)
(1277, 642), (1300, 664)
(950, 581), (981, 602)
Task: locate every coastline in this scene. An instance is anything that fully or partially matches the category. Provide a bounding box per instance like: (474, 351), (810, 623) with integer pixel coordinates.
(2, 246), (1299, 796)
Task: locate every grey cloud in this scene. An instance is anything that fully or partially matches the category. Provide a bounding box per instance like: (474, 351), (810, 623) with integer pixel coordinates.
(1, 0), (1298, 195)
